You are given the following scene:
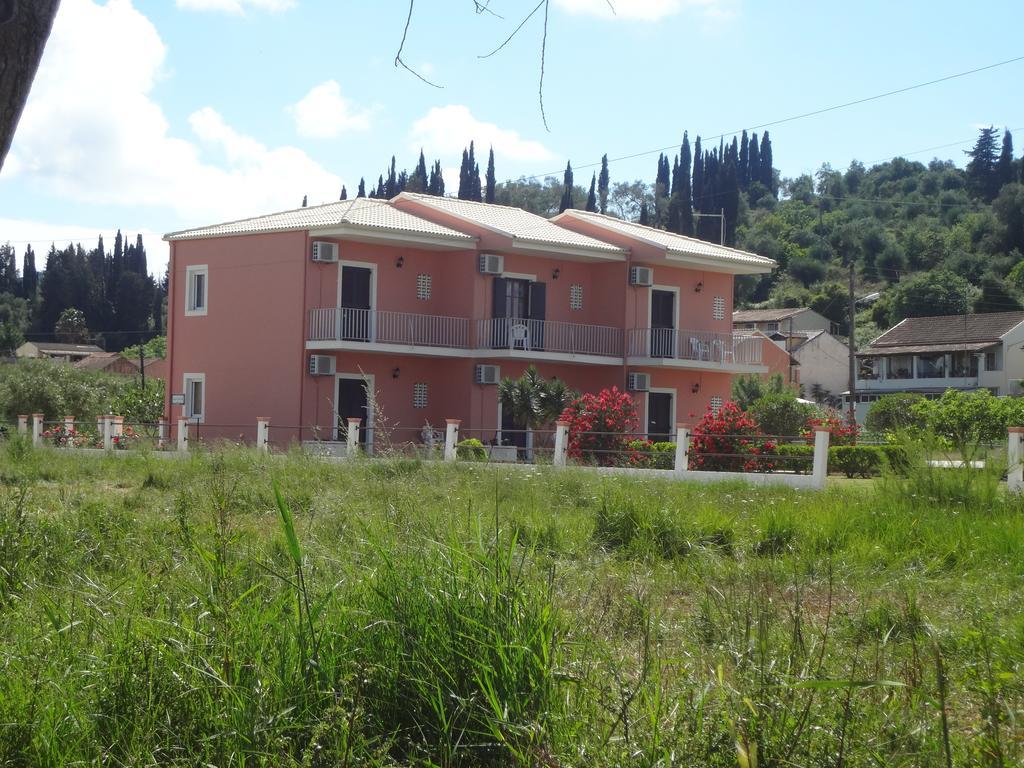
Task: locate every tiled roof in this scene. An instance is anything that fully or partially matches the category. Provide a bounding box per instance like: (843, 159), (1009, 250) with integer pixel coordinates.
(867, 311), (1024, 350)
(73, 352), (139, 371)
(733, 307), (812, 323)
(555, 209), (776, 268)
(30, 342), (104, 354)
(857, 342), (996, 357)
(165, 198), (475, 242)
(395, 193), (626, 255)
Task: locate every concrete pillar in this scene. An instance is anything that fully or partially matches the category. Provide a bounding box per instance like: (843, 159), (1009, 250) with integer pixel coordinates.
(110, 416), (124, 438)
(674, 424), (690, 473)
(102, 416), (113, 451)
(158, 419), (169, 448)
(31, 414), (43, 446)
(444, 419), (461, 462)
(553, 420), (569, 467)
(177, 418), (189, 452)
(812, 428), (831, 490)
(64, 415), (75, 433)
(1008, 427), (1024, 493)
(256, 417), (270, 452)
(346, 417), (361, 457)
(16, 415), (27, 434)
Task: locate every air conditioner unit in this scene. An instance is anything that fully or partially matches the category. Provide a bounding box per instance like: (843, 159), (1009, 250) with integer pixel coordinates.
(475, 364), (500, 385)
(478, 253), (504, 275)
(309, 354), (336, 376)
(627, 372), (650, 392)
(311, 241), (339, 263)
(629, 266), (654, 287)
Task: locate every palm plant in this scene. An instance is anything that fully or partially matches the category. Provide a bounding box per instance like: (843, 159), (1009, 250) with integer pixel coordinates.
(498, 366), (576, 459)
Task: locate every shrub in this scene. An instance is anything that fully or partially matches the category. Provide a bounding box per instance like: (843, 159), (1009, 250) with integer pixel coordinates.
(40, 424), (91, 448)
(561, 386), (639, 466)
(626, 439), (676, 469)
(748, 393), (816, 437)
(455, 438), (487, 461)
(864, 392), (927, 433)
(804, 410), (860, 446)
(776, 444), (814, 474)
(829, 446), (883, 478)
(913, 389), (1010, 457)
(690, 401), (777, 472)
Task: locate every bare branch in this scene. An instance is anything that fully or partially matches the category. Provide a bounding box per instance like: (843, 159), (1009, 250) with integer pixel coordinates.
(394, 0), (444, 89)
(539, 0), (550, 131)
(472, 0), (503, 19)
(605, 0), (617, 13)
(478, 0), (545, 59)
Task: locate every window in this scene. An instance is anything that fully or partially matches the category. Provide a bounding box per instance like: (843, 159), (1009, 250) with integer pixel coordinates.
(710, 396), (723, 416)
(416, 273), (432, 300)
(183, 374), (205, 422)
(765, 322), (779, 332)
(186, 265), (208, 316)
(569, 283), (584, 311)
(413, 382), (428, 409)
(712, 296), (726, 320)
(986, 351), (1001, 371)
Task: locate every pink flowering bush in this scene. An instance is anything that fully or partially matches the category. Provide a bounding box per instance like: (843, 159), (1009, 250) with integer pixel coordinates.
(41, 424), (90, 448)
(560, 387), (640, 466)
(803, 411), (860, 446)
(690, 401), (777, 472)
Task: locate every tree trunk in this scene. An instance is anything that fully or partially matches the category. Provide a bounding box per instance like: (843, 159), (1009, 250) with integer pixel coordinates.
(0, 0), (62, 171)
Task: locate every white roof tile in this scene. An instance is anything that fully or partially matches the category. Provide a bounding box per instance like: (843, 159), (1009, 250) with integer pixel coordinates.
(164, 198), (474, 243)
(395, 193), (626, 256)
(556, 209), (776, 269)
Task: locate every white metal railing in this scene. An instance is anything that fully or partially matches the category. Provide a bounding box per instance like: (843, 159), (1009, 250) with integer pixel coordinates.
(474, 317), (623, 358)
(308, 308), (470, 349)
(626, 328), (763, 365)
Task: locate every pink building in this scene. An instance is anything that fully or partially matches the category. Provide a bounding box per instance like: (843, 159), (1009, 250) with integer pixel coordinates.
(163, 195), (775, 447)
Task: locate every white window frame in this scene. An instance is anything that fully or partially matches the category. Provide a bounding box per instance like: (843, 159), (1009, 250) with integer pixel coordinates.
(649, 285), (681, 331)
(569, 283), (584, 311)
(645, 387), (676, 441)
(413, 382), (428, 409)
(710, 395), (724, 416)
(416, 273), (432, 301)
(185, 265), (208, 317)
(182, 373), (206, 423)
(712, 295), (726, 321)
(336, 260), (378, 341)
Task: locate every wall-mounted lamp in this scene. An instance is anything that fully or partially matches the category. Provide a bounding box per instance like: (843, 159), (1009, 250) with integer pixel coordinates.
(552, 267), (561, 280)
(392, 367), (401, 379)
(396, 255), (405, 268)
(694, 281), (704, 293)
(691, 382), (701, 394)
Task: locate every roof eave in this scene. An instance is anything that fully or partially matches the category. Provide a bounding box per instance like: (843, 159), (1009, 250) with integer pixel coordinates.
(665, 252), (776, 274)
(510, 238), (626, 261)
(309, 223), (476, 249)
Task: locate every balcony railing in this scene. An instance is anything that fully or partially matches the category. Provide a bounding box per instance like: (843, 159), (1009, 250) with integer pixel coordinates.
(309, 308), (470, 349)
(627, 328), (762, 365)
(474, 317), (623, 358)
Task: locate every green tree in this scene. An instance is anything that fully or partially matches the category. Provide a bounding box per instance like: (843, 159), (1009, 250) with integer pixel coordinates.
(748, 393), (815, 437)
(559, 161), (574, 213)
(864, 392), (927, 433)
(997, 129), (1015, 189)
(889, 269), (971, 323)
(485, 147), (496, 203)
(973, 274), (1021, 313)
(678, 132), (693, 236)
(21, 244), (37, 301)
(965, 126), (1001, 202)
(428, 161), (445, 196)
(55, 307), (89, 344)
(731, 373), (787, 411)
(498, 365), (575, 459)
(339, 185), (347, 200)
(0, 294), (28, 354)
(759, 131), (775, 196)
(913, 389), (1008, 457)
(585, 173), (597, 212)
(597, 153), (610, 214)
(357, 178), (366, 197)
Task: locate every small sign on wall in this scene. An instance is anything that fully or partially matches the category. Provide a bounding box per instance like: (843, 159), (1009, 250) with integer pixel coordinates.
(171, 394), (185, 405)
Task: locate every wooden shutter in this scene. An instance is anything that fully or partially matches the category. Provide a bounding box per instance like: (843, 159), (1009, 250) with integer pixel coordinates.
(529, 282), (546, 351)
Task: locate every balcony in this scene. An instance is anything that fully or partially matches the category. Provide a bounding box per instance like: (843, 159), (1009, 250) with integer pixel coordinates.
(473, 317), (623, 362)
(626, 328), (765, 372)
(308, 308), (470, 356)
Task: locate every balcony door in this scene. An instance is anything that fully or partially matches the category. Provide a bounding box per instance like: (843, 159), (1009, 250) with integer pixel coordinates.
(492, 277), (546, 350)
(650, 289), (676, 358)
(336, 375), (370, 445)
(647, 391), (673, 442)
(340, 265), (373, 342)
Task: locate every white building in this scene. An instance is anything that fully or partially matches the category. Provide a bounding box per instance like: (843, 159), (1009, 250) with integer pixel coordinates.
(850, 311), (1024, 423)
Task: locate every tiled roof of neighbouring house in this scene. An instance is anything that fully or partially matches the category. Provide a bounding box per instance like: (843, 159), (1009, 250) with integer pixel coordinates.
(31, 342), (104, 354)
(733, 307), (813, 323)
(394, 193), (627, 256)
(72, 352), (139, 371)
(554, 209), (776, 269)
(164, 198), (475, 243)
(865, 311), (1024, 350)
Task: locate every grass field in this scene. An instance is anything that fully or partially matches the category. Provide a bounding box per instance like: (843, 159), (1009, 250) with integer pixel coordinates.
(1, 440), (1023, 766)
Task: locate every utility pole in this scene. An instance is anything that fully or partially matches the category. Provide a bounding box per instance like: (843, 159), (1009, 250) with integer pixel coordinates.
(848, 259), (857, 433)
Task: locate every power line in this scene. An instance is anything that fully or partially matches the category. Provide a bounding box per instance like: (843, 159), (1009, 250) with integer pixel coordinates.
(519, 53), (1024, 181)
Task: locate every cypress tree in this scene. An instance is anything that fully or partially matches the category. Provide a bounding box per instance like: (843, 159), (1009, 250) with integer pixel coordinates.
(997, 129), (1015, 190)
(966, 126), (1001, 202)
(428, 161), (445, 196)
(655, 154), (670, 226)
(639, 201), (650, 226)
(0, 243), (16, 295)
(738, 130), (749, 189)
(722, 152), (739, 246)
(586, 173), (597, 212)
(135, 234), (147, 277)
(340, 186), (348, 200)
(22, 245), (37, 301)
(472, 161), (482, 202)
(458, 148), (471, 200)
(384, 156), (398, 197)
(679, 132), (693, 236)
(357, 178), (366, 198)
(409, 150), (428, 193)
(375, 175), (385, 197)
(691, 136), (704, 226)
(559, 161), (574, 213)
(301, 195), (308, 207)
(597, 153), (610, 214)
(759, 131), (774, 196)
(748, 132), (760, 192)
(667, 156), (682, 232)
(485, 147), (496, 203)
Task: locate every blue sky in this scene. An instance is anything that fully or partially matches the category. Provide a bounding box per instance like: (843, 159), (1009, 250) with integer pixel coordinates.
(1, 0), (1022, 277)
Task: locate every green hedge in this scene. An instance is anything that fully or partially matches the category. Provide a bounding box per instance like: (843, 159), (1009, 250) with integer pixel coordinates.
(776, 444), (814, 474)
(626, 440), (676, 469)
(456, 438), (488, 461)
(829, 445), (909, 478)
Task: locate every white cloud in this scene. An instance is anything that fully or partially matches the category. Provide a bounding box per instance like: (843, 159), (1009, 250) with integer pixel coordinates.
(409, 105), (552, 163)
(288, 80), (374, 139)
(553, 0), (736, 22)
(3, 0), (341, 225)
(175, 0), (294, 14)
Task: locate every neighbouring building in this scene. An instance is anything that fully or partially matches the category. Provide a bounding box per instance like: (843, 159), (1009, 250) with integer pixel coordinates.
(73, 351), (141, 376)
(732, 307), (848, 400)
(734, 329), (799, 390)
(16, 341), (104, 363)
(164, 196), (776, 447)
(850, 311), (1024, 423)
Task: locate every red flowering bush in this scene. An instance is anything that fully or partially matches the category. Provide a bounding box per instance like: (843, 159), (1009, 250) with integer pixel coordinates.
(803, 410), (860, 446)
(690, 401), (777, 472)
(41, 424), (89, 448)
(560, 386), (640, 466)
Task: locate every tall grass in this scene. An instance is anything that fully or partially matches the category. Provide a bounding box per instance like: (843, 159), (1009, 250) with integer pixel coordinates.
(0, 449), (1022, 765)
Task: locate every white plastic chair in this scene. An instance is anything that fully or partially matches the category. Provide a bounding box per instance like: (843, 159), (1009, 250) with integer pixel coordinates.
(510, 323), (530, 350)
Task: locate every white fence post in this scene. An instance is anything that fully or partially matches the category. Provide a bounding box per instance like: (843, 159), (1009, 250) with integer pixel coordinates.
(31, 413), (43, 446)
(177, 418), (189, 452)
(674, 424), (690, 473)
(553, 420), (569, 467)
(346, 417), (361, 457)
(102, 416), (113, 451)
(1008, 427), (1024, 493)
(444, 419), (461, 462)
(256, 417), (270, 452)
(16, 415), (27, 435)
(159, 419), (169, 448)
(812, 428), (831, 490)
(111, 416), (124, 438)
